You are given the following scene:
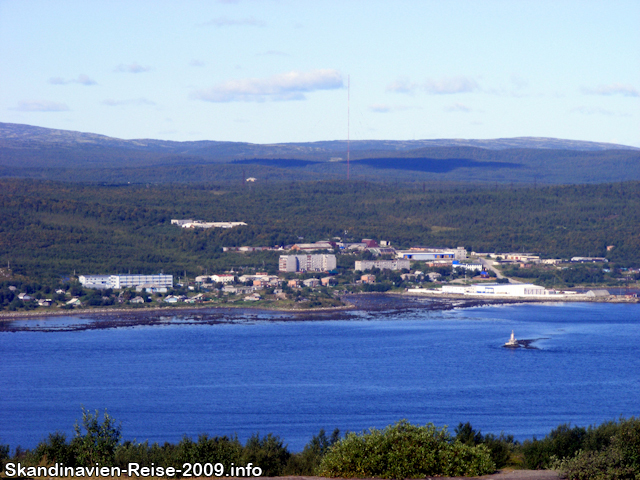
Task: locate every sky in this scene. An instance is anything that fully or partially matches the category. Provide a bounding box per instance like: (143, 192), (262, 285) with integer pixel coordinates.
(1, 0), (639, 146)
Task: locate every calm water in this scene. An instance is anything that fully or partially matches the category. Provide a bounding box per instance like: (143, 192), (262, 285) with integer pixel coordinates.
(1, 300), (639, 451)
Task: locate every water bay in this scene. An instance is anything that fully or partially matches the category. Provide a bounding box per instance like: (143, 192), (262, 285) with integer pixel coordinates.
(1, 298), (638, 451)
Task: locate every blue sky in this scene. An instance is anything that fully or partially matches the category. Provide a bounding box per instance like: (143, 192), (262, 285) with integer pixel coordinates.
(1, 0), (638, 146)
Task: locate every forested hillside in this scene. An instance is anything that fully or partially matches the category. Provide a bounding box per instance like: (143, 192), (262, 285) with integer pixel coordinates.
(1, 122), (640, 185)
(2, 179), (639, 282)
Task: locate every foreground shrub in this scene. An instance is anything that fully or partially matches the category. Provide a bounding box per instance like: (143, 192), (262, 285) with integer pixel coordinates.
(317, 420), (495, 478)
(33, 432), (75, 467)
(554, 417), (640, 480)
(71, 408), (122, 467)
(241, 433), (290, 477)
(455, 422), (517, 469)
(284, 428), (340, 475)
(522, 423), (587, 469)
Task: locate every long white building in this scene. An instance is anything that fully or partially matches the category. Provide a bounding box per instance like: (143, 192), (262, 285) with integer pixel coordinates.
(355, 259), (410, 271)
(440, 283), (546, 296)
(79, 274), (173, 290)
(396, 247), (467, 261)
(279, 254), (337, 273)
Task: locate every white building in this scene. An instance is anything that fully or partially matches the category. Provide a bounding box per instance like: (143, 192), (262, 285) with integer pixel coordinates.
(441, 283), (546, 296)
(80, 274), (173, 290)
(78, 275), (111, 289)
(279, 254), (337, 272)
(355, 259), (410, 271)
(172, 219), (247, 229)
(452, 262), (483, 272)
(472, 283), (546, 296)
(211, 274), (236, 284)
(396, 247), (466, 261)
(109, 274), (173, 289)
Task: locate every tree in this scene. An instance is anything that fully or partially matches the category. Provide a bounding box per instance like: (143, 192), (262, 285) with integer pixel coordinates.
(71, 408), (122, 467)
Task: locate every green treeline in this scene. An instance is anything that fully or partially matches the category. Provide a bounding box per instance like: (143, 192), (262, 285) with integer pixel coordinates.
(2, 179), (640, 283)
(2, 411), (640, 479)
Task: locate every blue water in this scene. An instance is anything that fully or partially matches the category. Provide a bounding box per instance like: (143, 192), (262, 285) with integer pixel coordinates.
(1, 300), (639, 451)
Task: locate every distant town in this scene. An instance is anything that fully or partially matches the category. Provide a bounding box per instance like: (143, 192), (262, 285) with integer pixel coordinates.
(3, 233), (638, 313)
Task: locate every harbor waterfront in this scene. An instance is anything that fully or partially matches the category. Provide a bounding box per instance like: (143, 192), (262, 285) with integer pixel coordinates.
(1, 297), (638, 452)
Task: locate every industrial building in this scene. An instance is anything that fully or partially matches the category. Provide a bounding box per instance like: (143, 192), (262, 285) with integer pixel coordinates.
(355, 259), (410, 271)
(440, 283), (546, 296)
(279, 254), (337, 272)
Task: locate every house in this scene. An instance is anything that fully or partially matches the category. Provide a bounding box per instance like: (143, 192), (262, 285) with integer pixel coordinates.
(136, 284), (168, 293)
(288, 279), (301, 288)
(211, 274), (236, 283)
(66, 298), (82, 306)
(163, 295), (179, 303)
(222, 285), (253, 295)
(18, 293), (33, 301)
(38, 299), (53, 307)
(244, 293), (262, 301)
(320, 276), (336, 286)
(130, 296), (145, 304)
(303, 278), (320, 288)
(361, 274), (376, 284)
(55, 289), (66, 295)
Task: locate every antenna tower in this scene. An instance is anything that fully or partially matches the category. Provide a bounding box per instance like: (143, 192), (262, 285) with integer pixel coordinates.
(347, 75), (350, 181)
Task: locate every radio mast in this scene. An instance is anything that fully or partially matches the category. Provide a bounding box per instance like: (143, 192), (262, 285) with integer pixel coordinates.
(347, 75), (350, 181)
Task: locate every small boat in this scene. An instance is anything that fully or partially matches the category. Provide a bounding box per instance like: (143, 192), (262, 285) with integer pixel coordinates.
(504, 330), (519, 347)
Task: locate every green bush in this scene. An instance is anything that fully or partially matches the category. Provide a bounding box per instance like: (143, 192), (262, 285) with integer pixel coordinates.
(454, 422), (516, 469)
(554, 418), (640, 480)
(33, 432), (75, 466)
(317, 420), (495, 478)
(522, 423), (586, 469)
(70, 408), (122, 467)
(284, 428), (340, 475)
(241, 433), (290, 477)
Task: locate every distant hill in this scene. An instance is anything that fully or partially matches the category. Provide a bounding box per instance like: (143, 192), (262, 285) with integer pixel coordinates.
(0, 122), (638, 184)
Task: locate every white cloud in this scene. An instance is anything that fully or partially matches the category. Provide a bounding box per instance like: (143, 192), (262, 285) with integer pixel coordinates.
(582, 83), (638, 97)
(369, 104), (413, 113)
(386, 77), (419, 94)
(387, 76), (478, 95)
(13, 100), (70, 112)
(570, 106), (631, 117)
(424, 76), (478, 94)
(191, 69), (343, 102)
(48, 74), (97, 85)
(114, 62), (152, 73)
(201, 16), (265, 27)
(444, 102), (472, 112)
(256, 50), (289, 57)
(370, 104), (392, 113)
(510, 74), (528, 90)
(102, 98), (156, 106)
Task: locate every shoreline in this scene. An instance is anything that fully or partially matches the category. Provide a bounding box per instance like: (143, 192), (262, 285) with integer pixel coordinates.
(0, 290), (637, 332)
(0, 300), (357, 322)
(401, 289), (640, 303)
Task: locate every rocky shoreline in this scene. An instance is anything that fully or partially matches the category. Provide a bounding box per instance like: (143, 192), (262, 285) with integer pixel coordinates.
(0, 290), (637, 333)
